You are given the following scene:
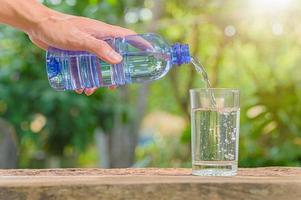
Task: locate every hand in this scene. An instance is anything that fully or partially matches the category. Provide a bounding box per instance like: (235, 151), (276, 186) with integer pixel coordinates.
(0, 0), (134, 95)
(28, 12), (135, 96)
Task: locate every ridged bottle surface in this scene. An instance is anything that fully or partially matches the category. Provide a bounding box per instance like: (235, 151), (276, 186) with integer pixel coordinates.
(46, 33), (190, 91)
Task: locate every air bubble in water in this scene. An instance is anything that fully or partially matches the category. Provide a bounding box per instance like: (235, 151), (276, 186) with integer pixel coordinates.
(224, 153), (234, 160)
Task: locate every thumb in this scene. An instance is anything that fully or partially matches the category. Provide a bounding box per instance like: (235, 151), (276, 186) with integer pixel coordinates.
(81, 34), (122, 64)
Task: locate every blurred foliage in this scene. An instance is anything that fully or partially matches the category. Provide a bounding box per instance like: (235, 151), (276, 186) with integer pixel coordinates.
(0, 0), (137, 167)
(0, 0), (301, 168)
(136, 134), (191, 168)
(144, 0), (301, 167)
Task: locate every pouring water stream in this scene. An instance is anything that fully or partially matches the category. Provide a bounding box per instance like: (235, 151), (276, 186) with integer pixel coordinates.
(191, 57), (217, 108)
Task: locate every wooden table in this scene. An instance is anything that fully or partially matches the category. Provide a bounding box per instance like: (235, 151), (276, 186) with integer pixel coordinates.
(0, 167), (300, 200)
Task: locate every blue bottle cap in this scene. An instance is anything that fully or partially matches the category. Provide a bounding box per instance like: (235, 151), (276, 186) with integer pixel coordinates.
(171, 43), (191, 66)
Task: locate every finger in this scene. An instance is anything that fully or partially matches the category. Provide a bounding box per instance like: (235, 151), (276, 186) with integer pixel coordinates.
(29, 35), (49, 50)
(109, 85), (116, 90)
(85, 20), (137, 38)
(107, 26), (153, 50)
(107, 25), (137, 37)
(80, 33), (122, 64)
(126, 35), (154, 51)
(75, 89), (84, 94)
(91, 87), (97, 94)
(84, 87), (97, 96)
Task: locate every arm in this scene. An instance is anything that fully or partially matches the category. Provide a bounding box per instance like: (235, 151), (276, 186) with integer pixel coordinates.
(0, 0), (51, 32)
(0, 0), (135, 95)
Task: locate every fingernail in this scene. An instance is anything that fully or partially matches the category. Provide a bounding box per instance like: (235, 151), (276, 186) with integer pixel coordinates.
(91, 87), (97, 94)
(85, 89), (92, 96)
(85, 87), (97, 96)
(76, 89), (84, 94)
(109, 85), (116, 90)
(109, 51), (122, 62)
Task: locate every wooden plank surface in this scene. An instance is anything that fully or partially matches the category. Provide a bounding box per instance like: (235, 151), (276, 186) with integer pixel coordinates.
(0, 167), (300, 200)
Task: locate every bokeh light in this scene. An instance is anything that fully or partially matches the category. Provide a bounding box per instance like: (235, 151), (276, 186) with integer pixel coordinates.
(30, 114), (47, 133)
(224, 25), (236, 37)
(66, 0), (76, 7)
(272, 23), (284, 36)
(49, 0), (62, 6)
(125, 10), (139, 24)
(139, 8), (153, 21)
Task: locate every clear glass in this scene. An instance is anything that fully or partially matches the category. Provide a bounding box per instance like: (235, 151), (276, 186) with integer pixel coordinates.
(190, 88), (240, 176)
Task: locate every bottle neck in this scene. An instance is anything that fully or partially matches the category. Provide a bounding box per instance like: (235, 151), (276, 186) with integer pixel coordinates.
(171, 43), (191, 66)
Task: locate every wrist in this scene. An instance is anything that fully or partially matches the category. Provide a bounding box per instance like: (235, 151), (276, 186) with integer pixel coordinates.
(18, 2), (58, 34)
(0, 0), (58, 34)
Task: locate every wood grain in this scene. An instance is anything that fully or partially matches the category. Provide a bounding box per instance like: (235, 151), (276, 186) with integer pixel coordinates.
(0, 167), (300, 200)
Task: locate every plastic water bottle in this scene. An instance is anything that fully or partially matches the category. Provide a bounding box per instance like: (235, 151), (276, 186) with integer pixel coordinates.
(46, 33), (191, 91)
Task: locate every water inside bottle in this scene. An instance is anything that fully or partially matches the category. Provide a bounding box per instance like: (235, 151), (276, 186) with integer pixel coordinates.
(191, 57), (217, 108)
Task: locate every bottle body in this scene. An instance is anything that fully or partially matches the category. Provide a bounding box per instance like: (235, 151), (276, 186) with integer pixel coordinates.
(46, 33), (190, 91)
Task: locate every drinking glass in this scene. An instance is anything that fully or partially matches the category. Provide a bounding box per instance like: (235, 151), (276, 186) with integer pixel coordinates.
(190, 88), (240, 176)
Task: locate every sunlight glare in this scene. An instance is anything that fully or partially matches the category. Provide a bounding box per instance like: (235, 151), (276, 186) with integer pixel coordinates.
(251, 0), (292, 11)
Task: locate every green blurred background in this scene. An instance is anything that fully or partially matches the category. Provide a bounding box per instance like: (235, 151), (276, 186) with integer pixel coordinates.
(0, 0), (300, 169)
